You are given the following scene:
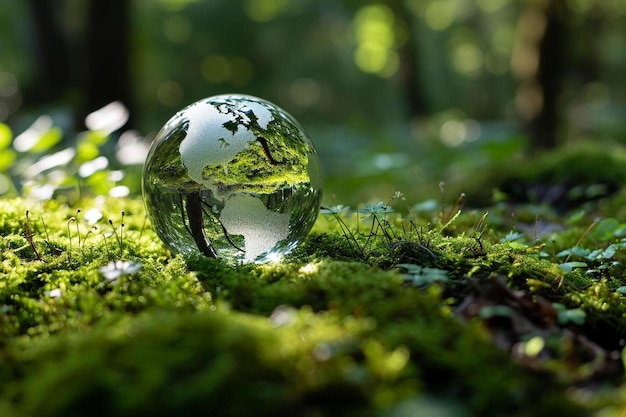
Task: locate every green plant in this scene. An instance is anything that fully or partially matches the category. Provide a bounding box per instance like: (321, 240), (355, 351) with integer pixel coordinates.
(5, 136), (626, 416)
(320, 197), (439, 268)
(0, 104), (147, 203)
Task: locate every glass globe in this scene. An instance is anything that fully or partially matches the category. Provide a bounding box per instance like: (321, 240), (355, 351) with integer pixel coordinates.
(142, 94), (322, 263)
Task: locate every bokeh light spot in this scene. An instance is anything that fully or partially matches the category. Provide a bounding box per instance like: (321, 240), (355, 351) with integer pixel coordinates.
(85, 101), (129, 134)
(163, 15), (192, 43)
(440, 119), (466, 147)
(0, 123), (12, 149)
(288, 78), (321, 108)
(438, 116), (482, 147)
(0, 72), (18, 97)
(477, 0), (509, 13)
(484, 50), (510, 75)
(516, 81), (544, 120)
(452, 43), (483, 75)
(353, 4), (399, 78)
(0, 173), (11, 194)
(229, 57), (253, 86)
(566, 0), (593, 14)
(201, 55), (231, 83)
(425, 1), (456, 31)
(158, 0), (199, 12)
(355, 7), (395, 48)
(244, 0), (290, 22)
(157, 80), (184, 107)
(355, 45), (387, 74)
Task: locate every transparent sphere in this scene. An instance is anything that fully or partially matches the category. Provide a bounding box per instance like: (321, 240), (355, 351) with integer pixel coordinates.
(142, 94), (322, 263)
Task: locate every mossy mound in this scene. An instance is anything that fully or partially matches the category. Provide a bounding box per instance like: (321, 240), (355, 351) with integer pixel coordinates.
(460, 143), (626, 210)
(2, 192), (626, 415)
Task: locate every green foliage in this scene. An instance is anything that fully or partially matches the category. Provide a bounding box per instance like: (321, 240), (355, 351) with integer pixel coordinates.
(0, 193), (600, 416)
(0, 106), (146, 203)
(3, 309), (379, 417)
(552, 303), (586, 326)
(6, 175), (626, 414)
(397, 264), (450, 287)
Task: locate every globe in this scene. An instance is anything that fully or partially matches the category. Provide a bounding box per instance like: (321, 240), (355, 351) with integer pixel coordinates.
(142, 94), (322, 263)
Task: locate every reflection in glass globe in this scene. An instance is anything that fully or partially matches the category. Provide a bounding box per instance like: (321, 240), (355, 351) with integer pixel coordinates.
(142, 94), (322, 263)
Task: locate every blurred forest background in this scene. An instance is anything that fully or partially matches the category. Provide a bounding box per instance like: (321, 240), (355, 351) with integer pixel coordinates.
(1, 0), (625, 204)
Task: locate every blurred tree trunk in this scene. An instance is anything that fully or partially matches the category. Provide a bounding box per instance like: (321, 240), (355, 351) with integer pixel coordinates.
(398, 15), (425, 117)
(26, 0), (72, 103)
(387, 0), (426, 117)
(25, 0), (132, 131)
(514, 0), (608, 151)
(82, 0), (133, 128)
(528, 0), (567, 150)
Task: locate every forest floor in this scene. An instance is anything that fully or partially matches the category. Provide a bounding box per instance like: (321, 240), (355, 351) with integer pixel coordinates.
(2, 144), (626, 416)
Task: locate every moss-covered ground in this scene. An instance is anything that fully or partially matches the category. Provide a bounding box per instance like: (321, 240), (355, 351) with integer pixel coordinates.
(4, 146), (626, 416)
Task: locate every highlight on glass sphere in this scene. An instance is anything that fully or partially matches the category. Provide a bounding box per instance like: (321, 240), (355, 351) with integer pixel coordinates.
(142, 94), (323, 263)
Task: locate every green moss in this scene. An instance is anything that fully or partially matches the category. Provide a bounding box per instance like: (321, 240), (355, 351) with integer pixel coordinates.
(460, 143), (626, 209)
(3, 191), (626, 415)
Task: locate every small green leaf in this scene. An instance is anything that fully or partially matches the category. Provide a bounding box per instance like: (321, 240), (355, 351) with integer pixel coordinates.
(0, 173), (12, 194)
(76, 141), (100, 162)
(556, 246), (590, 259)
(320, 205), (349, 215)
(522, 335), (545, 358)
(558, 308), (586, 326)
(398, 264), (449, 287)
(0, 123), (11, 149)
(500, 230), (527, 249)
(0, 148), (16, 171)
(412, 199), (438, 212)
(592, 218), (621, 240)
(587, 244), (618, 261)
(500, 231), (525, 243)
(558, 261), (587, 272)
(613, 225), (626, 238)
(553, 303), (586, 325)
(81, 129), (110, 146)
(357, 201), (393, 218)
(566, 209), (585, 225)
(507, 241), (528, 250)
(30, 126), (62, 153)
(478, 305), (512, 319)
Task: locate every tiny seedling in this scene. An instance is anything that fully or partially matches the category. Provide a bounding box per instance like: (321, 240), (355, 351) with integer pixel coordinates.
(321, 201), (395, 261)
(23, 210), (43, 261)
(67, 217), (76, 264)
(40, 215), (63, 256)
(108, 211), (126, 259)
(397, 263), (449, 287)
(320, 205), (366, 258)
(19, 206), (137, 266)
(321, 196), (440, 265)
(552, 303), (586, 326)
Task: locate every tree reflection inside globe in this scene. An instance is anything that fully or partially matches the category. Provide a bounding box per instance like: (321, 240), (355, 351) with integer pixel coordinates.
(142, 94), (322, 263)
